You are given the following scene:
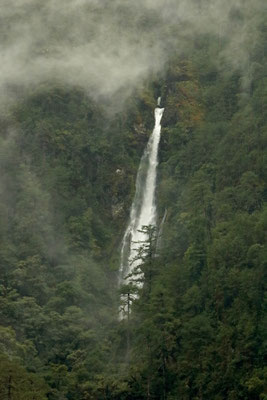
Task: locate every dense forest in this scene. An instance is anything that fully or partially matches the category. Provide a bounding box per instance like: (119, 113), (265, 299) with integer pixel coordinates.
(0, 1), (266, 399)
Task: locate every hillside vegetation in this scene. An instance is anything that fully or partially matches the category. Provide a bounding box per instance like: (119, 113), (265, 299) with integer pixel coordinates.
(0, 6), (266, 400)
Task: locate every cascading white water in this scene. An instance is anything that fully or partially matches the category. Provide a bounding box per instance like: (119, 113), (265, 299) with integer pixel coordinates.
(119, 104), (164, 317)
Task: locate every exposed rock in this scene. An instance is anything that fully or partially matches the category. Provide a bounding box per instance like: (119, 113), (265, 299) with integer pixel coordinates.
(111, 203), (124, 217)
(133, 123), (146, 135)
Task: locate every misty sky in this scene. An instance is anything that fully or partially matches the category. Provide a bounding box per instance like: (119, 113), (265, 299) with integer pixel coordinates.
(0, 0), (264, 108)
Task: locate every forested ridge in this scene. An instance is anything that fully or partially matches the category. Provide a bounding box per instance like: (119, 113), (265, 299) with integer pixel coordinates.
(0, 3), (266, 400)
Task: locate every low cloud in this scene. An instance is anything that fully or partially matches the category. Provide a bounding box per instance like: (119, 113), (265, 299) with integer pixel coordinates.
(0, 0), (264, 110)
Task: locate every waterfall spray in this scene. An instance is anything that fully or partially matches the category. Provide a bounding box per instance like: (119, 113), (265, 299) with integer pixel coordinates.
(119, 104), (164, 318)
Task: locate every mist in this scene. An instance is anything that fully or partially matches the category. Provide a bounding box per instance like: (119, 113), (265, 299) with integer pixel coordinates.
(0, 0), (264, 111)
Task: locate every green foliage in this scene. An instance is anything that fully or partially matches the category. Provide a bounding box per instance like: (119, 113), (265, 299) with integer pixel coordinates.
(0, 354), (48, 400)
(0, 6), (266, 399)
(115, 18), (266, 400)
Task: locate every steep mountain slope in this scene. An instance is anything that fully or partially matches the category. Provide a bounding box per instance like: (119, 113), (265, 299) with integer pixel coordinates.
(0, 6), (266, 400)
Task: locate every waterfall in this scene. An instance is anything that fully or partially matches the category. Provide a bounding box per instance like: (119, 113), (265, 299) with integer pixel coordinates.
(156, 208), (168, 252)
(119, 105), (164, 317)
